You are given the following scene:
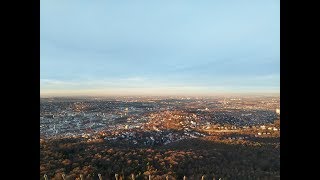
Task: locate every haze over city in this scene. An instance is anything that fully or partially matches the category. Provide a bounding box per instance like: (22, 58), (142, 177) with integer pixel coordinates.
(40, 0), (279, 97)
(40, 1), (280, 179)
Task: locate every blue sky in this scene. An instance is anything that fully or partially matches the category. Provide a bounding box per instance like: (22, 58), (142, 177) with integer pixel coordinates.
(40, 0), (279, 96)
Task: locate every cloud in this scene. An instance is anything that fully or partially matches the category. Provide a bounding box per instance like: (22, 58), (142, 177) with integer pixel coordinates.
(40, 79), (78, 86)
(40, 77), (148, 89)
(119, 77), (146, 82)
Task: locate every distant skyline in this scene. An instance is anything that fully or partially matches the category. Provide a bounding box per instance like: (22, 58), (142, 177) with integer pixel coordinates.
(41, 0), (279, 96)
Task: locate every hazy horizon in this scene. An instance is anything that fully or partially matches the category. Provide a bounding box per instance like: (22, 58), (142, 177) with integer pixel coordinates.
(40, 90), (279, 98)
(41, 0), (279, 96)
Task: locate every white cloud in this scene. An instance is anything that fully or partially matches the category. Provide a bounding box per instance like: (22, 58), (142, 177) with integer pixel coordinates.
(119, 77), (146, 82)
(40, 79), (78, 86)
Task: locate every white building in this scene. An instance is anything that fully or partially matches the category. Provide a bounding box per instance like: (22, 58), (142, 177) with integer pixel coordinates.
(260, 125), (266, 130)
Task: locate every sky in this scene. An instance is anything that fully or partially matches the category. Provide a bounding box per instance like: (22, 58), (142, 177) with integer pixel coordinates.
(40, 0), (280, 96)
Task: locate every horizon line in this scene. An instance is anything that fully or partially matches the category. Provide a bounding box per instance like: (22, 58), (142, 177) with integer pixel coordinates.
(40, 92), (280, 98)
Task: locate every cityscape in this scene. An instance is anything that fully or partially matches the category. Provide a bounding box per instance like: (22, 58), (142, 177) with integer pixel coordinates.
(41, 1), (280, 179)
(40, 96), (280, 179)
